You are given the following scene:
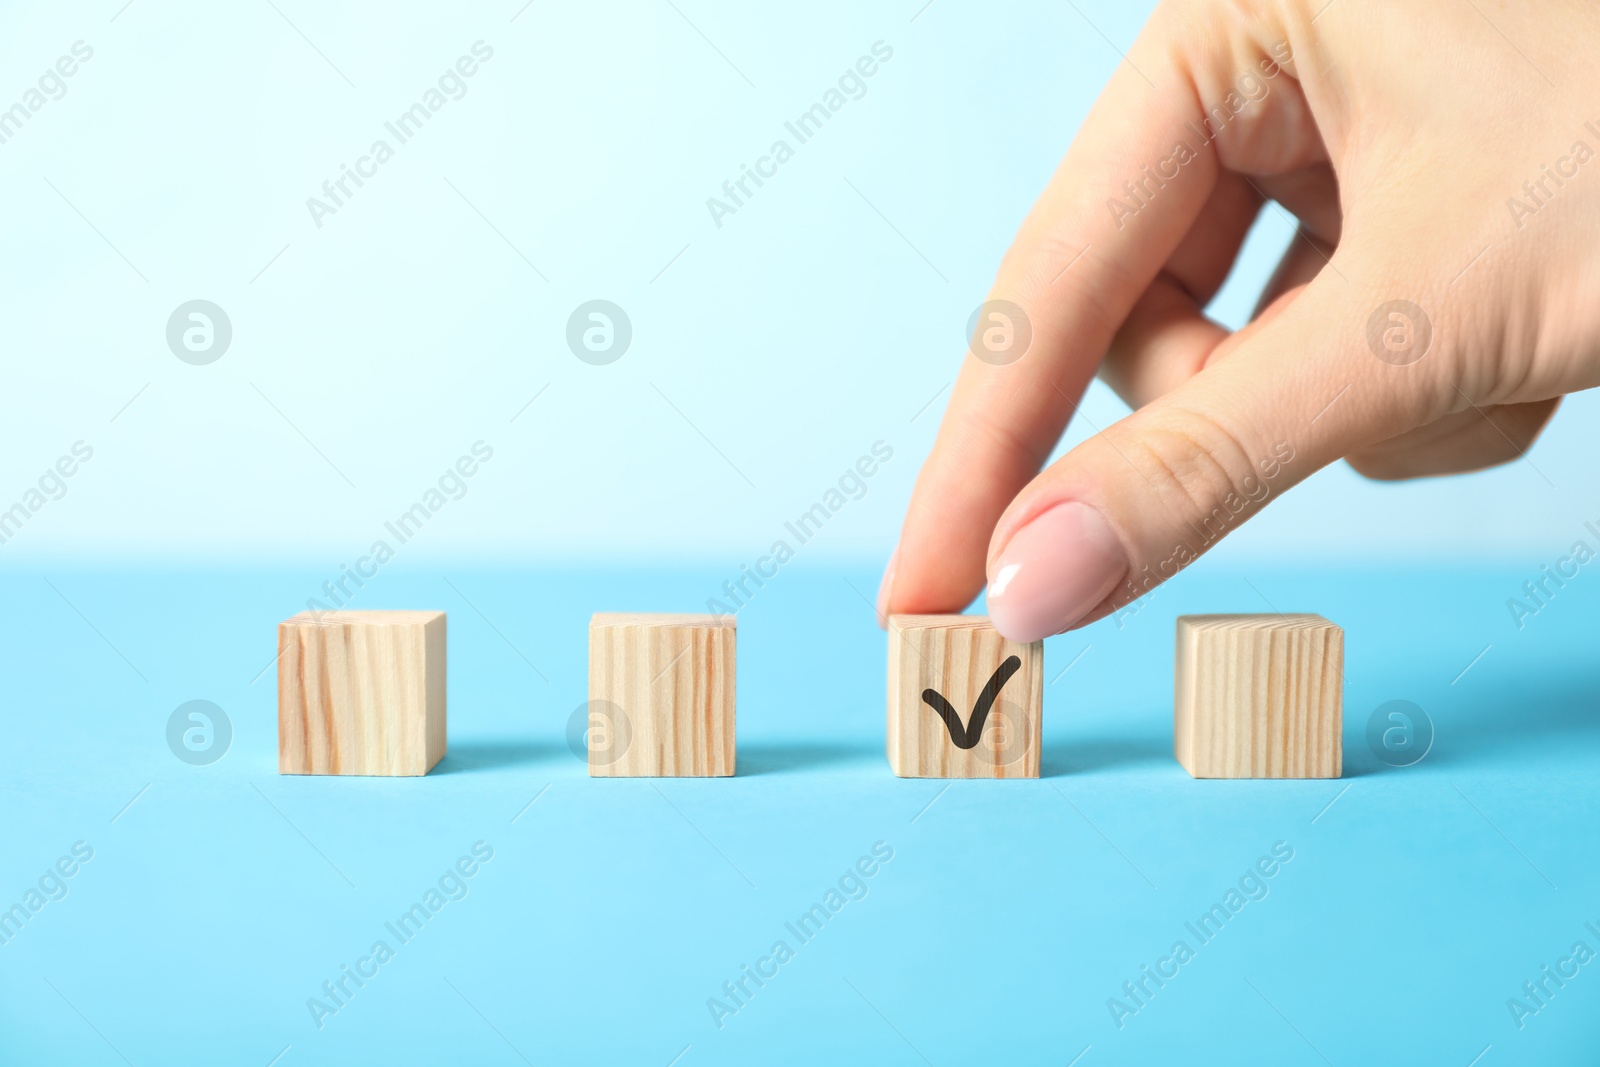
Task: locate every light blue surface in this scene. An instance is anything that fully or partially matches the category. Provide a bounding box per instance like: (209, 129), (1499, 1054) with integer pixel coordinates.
(1, 561), (1595, 1064)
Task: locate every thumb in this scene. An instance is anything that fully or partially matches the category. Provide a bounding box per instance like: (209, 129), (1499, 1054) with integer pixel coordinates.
(983, 283), (1429, 641)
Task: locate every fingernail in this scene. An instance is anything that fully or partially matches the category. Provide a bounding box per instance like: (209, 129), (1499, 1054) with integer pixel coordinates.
(987, 502), (1128, 642)
(875, 545), (899, 628)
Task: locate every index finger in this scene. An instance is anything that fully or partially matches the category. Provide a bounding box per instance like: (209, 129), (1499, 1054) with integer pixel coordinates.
(883, 24), (1233, 618)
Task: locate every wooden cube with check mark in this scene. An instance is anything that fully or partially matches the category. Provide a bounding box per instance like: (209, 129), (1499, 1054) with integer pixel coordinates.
(587, 614), (735, 777)
(886, 615), (1042, 778)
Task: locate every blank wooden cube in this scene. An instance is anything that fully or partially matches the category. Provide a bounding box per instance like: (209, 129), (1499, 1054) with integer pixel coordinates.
(1174, 614), (1343, 779)
(278, 610), (446, 776)
(588, 614), (734, 777)
(886, 614), (1042, 779)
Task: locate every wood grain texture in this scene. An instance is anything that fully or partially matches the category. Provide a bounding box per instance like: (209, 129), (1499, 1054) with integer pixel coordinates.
(886, 614), (1042, 779)
(587, 613), (735, 777)
(1174, 614), (1343, 779)
(278, 610), (446, 776)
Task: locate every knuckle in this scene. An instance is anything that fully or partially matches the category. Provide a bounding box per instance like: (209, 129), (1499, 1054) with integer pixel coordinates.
(1117, 408), (1261, 522)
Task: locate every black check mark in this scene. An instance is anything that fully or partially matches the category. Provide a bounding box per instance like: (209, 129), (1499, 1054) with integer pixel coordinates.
(921, 655), (1022, 750)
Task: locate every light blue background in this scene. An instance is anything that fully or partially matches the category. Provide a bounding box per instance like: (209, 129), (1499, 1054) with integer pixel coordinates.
(2, 1), (1597, 1064)
(0, 0), (1588, 565)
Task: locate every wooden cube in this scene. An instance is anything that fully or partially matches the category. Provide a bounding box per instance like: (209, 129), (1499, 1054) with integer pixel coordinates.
(886, 615), (1042, 778)
(1174, 614), (1343, 779)
(587, 614), (735, 777)
(278, 610), (446, 776)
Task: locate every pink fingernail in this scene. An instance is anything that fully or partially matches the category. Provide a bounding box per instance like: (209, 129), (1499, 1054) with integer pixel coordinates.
(875, 545), (899, 627)
(987, 502), (1128, 642)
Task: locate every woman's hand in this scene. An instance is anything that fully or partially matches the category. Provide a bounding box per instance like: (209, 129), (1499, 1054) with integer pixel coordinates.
(879, 0), (1600, 641)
